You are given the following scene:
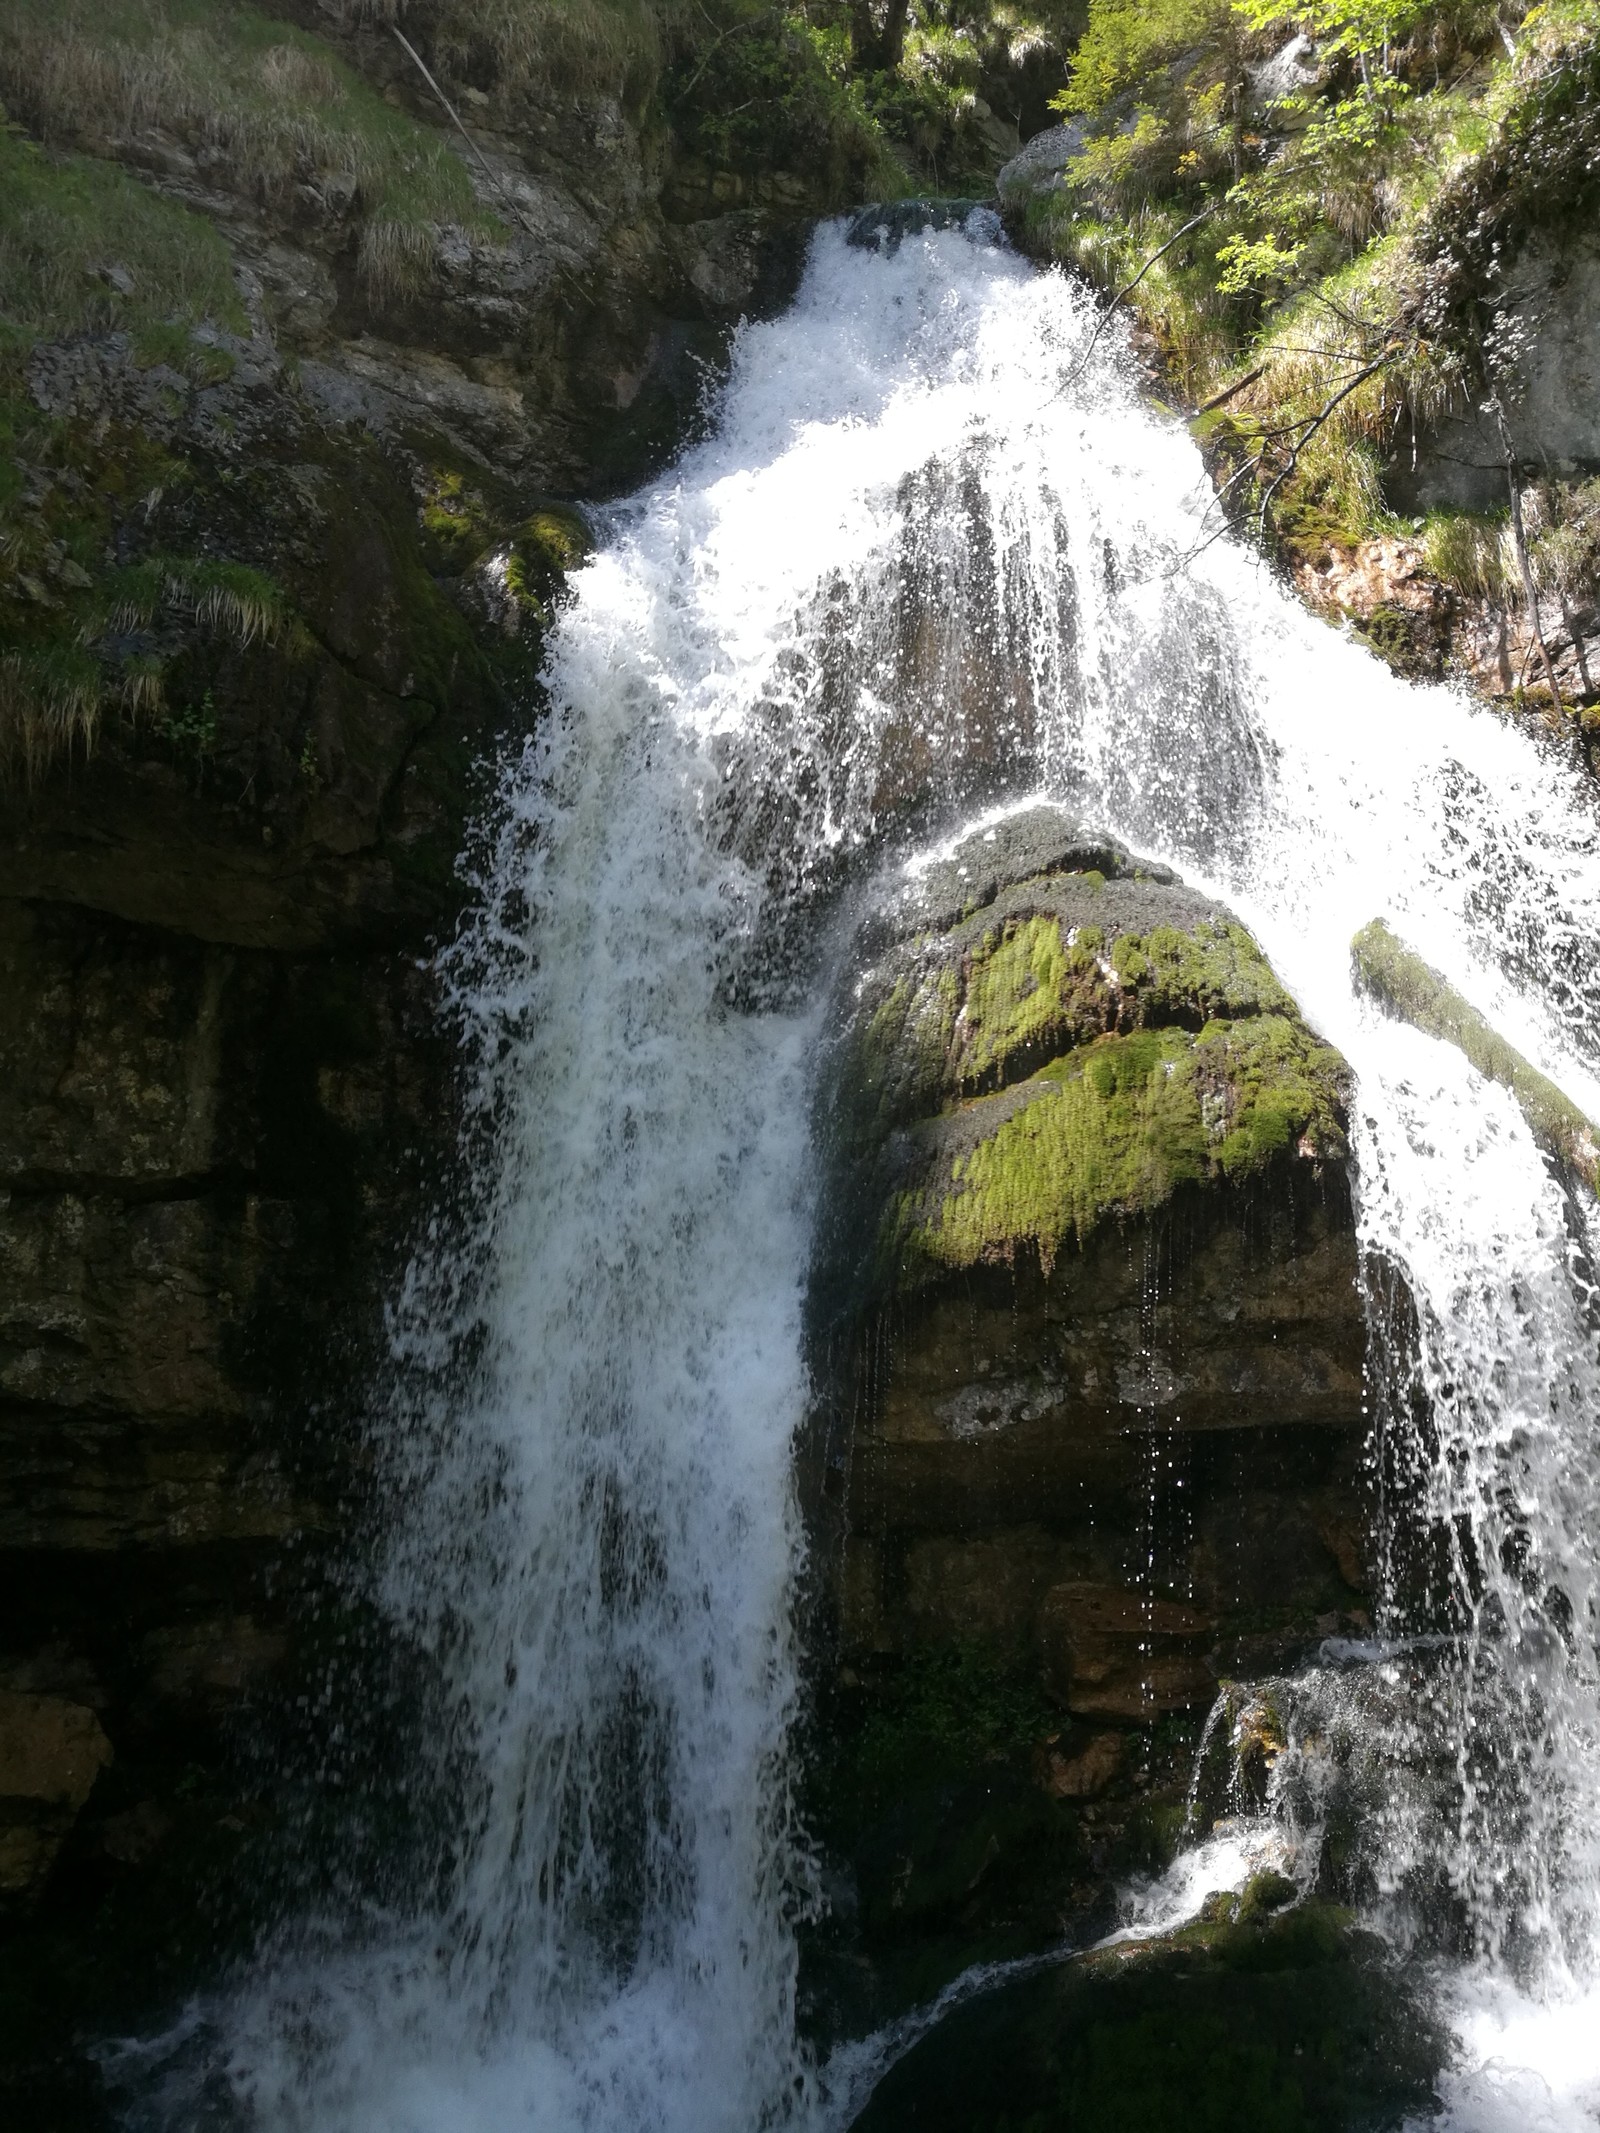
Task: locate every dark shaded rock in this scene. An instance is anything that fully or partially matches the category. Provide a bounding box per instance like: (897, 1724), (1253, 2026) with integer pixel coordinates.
(0, 889), (455, 2105)
(848, 1901), (1443, 2133)
(0, 1691), (113, 1910)
(846, 200), (998, 251)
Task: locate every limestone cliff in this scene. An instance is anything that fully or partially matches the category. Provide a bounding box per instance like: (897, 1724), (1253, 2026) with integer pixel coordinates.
(0, 4), (940, 2110)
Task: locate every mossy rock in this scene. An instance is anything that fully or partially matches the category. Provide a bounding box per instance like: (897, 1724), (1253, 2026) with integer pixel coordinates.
(825, 807), (1350, 1300)
(849, 1897), (1444, 2132)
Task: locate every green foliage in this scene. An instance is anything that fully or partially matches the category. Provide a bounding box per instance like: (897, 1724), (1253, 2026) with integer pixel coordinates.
(1033, 0), (1592, 559)
(1056, 0), (1234, 116)
(1412, 1), (1600, 354)
(664, 3), (906, 193)
(157, 685), (218, 756)
(1419, 506), (1516, 598)
(1237, 0), (1435, 67)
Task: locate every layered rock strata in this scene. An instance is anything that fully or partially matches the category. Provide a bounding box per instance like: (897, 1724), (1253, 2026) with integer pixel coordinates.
(806, 809), (1370, 1996)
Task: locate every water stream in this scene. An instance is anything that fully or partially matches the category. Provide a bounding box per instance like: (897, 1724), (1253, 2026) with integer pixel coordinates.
(192, 217), (1600, 2129)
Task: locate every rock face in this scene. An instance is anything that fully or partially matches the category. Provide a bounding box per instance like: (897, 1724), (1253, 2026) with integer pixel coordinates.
(1399, 235), (1600, 516)
(849, 1892), (1443, 2132)
(0, 891), (447, 1944)
(805, 810), (1369, 2002)
(0, 8), (879, 2052)
(0, 1693), (113, 1908)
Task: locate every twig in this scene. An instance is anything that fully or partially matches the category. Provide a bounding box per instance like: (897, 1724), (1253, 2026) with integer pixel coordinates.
(1255, 348), (1395, 532)
(1192, 365), (1263, 415)
(1164, 342), (1400, 577)
(389, 27), (591, 305)
(1306, 289), (1387, 343)
(677, 5), (783, 98)
(1057, 205), (1217, 397)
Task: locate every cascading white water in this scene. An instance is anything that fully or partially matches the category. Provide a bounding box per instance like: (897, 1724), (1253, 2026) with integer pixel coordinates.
(195, 215), (1600, 2130)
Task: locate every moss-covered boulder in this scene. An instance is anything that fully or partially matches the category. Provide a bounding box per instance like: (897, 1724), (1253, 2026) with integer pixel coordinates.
(847, 1896), (1444, 2132)
(802, 808), (1370, 2029)
(827, 807), (1348, 1297)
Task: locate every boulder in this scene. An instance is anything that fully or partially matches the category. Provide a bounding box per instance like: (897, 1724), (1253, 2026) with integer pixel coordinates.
(805, 807), (1370, 1994)
(995, 122), (1090, 208)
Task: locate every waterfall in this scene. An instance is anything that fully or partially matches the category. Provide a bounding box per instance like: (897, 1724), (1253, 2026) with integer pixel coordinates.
(191, 217), (1600, 2129)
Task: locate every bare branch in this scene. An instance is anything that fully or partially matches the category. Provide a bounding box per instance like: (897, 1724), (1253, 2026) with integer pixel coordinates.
(1057, 206), (1217, 397)
(1255, 348), (1395, 532)
(1193, 365), (1264, 415)
(390, 27), (591, 306)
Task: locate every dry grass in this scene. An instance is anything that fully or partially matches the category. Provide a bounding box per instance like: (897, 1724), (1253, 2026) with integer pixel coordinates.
(1206, 239), (1469, 545)
(320, 0), (671, 98)
(1421, 479), (1600, 604)
(0, 644), (103, 783)
(0, 0), (500, 299)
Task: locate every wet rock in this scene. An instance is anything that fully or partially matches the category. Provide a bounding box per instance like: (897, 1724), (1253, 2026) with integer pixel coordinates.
(1353, 917), (1600, 1194)
(848, 1899), (1444, 2133)
(845, 200), (997, 251)
(1396, 234), (1600, 516)
(804, 808), (1369, 2006)
(1036, 1729), (1123, 1799)
(0, 1691), (113, 1909)
(1038, 1583), (1217, 1720)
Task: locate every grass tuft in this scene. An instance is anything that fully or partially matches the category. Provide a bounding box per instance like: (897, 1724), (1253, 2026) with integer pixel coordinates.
(0, 119), (244, 358)
(0, 0), (503, 301)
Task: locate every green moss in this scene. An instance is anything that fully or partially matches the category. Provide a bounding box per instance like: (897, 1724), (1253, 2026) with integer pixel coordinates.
(0, 385), (314, 775)
(1199, 1012), (1347, 1179)
(924, 1028), (1207, 1268)
(1352, 917), (1600, 1193)
(1111, 917), (1296, 1022)
(953, 911), (1298, 1096)
(961, 913), (1082, 1085)
(505, 508), (593, 622)
(842, 962), (962, 1151)
(910, 1010), (1345, 1273)
(417, 467), (502, 575)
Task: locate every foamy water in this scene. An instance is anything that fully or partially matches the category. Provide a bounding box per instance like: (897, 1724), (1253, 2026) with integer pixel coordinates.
(119, 214), (1600, 2129)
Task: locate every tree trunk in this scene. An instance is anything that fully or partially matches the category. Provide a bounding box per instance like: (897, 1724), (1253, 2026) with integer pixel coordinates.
(851, 0), (911, 72)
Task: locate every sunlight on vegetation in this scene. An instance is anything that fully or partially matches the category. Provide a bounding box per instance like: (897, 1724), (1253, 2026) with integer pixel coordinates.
(1030, 0), (1600, 575)
(0, 121), (244, 358)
